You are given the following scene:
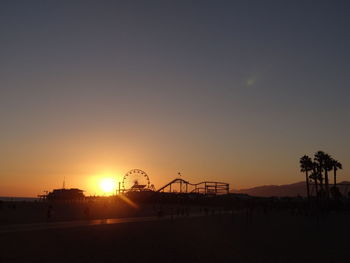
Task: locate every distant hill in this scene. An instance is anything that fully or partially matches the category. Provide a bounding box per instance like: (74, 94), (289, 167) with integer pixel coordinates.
(233, 181), (350, 197)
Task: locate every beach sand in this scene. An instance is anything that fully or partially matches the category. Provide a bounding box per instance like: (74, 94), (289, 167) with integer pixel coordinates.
(1, 210), (350, 263)
(0, 200), (159, 225)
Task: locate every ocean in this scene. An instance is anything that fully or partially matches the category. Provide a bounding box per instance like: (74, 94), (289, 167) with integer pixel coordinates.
(0, 197), (39, 202)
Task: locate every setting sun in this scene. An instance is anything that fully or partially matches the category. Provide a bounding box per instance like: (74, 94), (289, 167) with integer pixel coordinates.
(99, 178), (116, 195)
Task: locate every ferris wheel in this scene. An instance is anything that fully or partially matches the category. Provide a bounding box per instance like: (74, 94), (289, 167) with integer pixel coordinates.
(122, 169), (151, 191)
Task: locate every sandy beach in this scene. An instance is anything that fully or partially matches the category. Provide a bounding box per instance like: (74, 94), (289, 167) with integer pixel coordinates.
(1, 206), (350, 263)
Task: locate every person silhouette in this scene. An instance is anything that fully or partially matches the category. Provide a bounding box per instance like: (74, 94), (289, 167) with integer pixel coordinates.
(84, 206), (90, 218)
(47, 205), (53, 221)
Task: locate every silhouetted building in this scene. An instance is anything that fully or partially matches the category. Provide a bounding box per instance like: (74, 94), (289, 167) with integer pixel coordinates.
(45, 188), (85, 200)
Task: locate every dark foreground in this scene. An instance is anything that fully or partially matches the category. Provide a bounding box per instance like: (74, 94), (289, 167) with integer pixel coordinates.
(0, 211), (350, 263)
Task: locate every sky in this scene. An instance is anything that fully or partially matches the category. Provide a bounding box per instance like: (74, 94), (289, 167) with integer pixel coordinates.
(1, 0), (350, 197)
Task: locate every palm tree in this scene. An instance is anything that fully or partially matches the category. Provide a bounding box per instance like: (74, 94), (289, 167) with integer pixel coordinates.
(309, 169), (319, 196)
(314, 151), (326, 191)
(331, 159), (343, 190)
(300, 155), (313, 199)
(323, 153), (333, 198)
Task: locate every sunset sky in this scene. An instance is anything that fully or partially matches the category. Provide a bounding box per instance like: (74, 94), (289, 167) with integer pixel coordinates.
(1, 1), (350, 197)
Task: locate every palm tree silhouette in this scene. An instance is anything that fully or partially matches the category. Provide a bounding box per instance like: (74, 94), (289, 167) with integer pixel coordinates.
(300, 155), (313, 199)
(309, 170), (319, 196)
(300, 151), (343, 199)
(331, 159), (343, 190)
(314, 151), (326, 192)
(323, 153), (333, 198)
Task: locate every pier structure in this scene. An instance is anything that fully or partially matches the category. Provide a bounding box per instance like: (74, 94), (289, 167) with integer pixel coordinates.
(157, 178), (229, 195)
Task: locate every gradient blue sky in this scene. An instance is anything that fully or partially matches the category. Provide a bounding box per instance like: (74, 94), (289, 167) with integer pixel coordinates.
(1, 0), (349, 196)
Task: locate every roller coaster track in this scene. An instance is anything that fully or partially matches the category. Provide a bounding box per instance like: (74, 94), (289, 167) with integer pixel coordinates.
(157, 178), (229, 195)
